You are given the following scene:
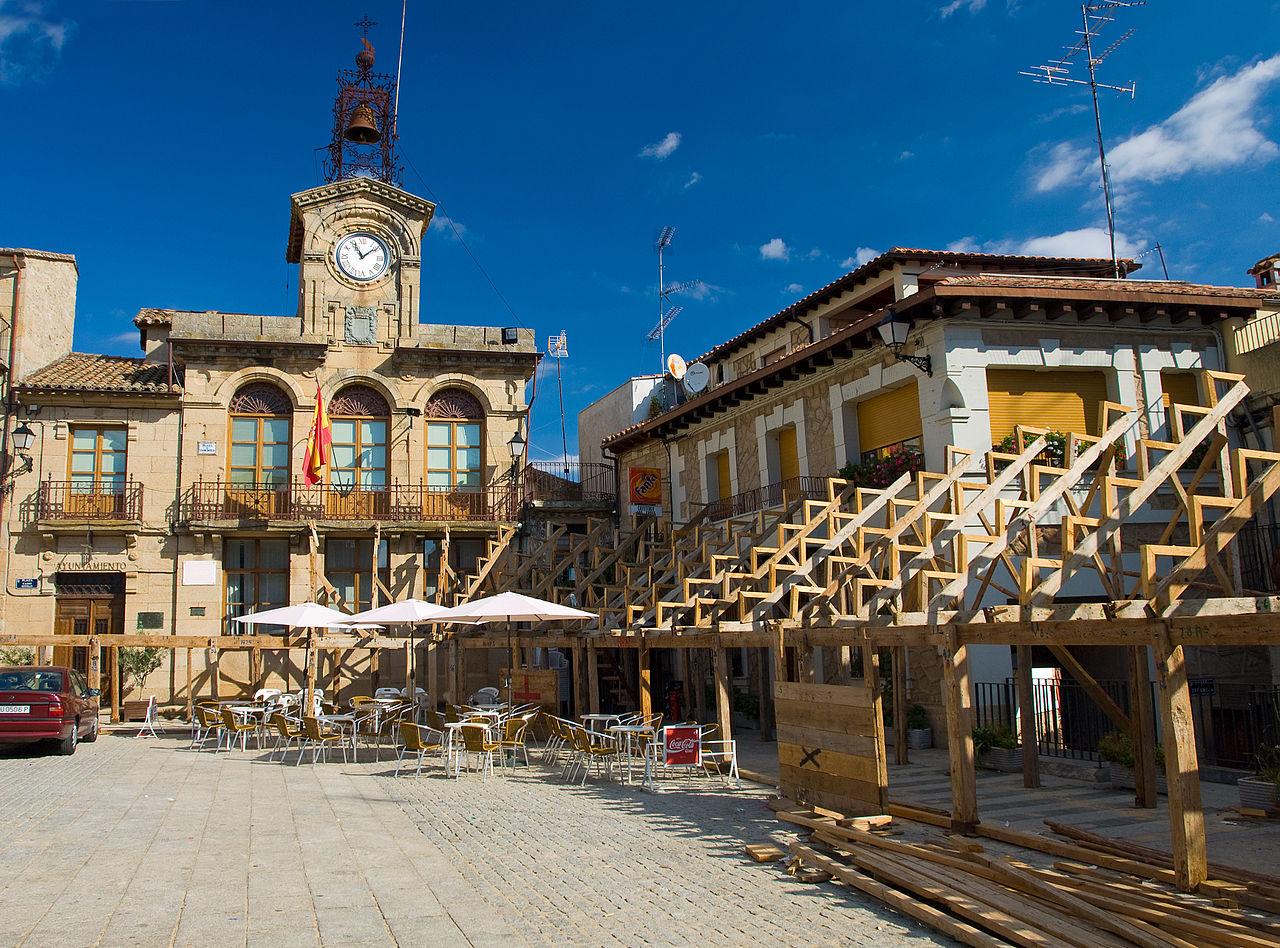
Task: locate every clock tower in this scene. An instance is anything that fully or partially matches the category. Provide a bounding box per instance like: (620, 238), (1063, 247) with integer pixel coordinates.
(284, 28), (434, 345)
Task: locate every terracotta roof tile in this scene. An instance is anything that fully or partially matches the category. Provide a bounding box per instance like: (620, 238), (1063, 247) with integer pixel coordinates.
(934, 274), (1273, 300)
(18, 353), (182, 395)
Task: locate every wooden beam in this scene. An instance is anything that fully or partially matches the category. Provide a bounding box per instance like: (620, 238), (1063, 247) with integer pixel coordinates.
(1129, 645), (1158, 808)
(1015, 645), (1039, 789)
(713, 640), (732, 746)
(638, 641), (653, 718)
(892, 645), (909, 766)
(941, 635), (978, 833)
(1047, 643), (1132, 736)
(586, 644), (600, 713)
(185, 648), (193, 722)
(863, 645), (890, 812)
(1154, 628), (1207, 891)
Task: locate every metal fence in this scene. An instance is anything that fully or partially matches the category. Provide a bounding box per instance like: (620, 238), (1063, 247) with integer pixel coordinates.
(698, 476), (829, 522)
(1237, 522), (1280, 593)
(974, 675), (1280, 770)
(181, 479), (518, 523)
(522, 461), (615, 505)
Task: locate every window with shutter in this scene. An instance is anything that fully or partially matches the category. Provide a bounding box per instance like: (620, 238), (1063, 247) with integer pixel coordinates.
(856, 381), (922, 461)
(986, 368), (1108, 443)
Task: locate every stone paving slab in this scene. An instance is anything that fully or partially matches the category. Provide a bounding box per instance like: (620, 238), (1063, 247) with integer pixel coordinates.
(0, 735), (942, 947)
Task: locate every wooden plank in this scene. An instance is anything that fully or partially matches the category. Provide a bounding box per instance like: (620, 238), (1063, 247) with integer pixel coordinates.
(774, 679), (871, 708)
(1154, 627), (1207, 891)
(942, 637), (978, 832)
(776, 722), (878, 759)
(778, 742), (882, 784)
(863, 647), (889, 812)
(1015, 645), (1039, 788)
(892, 646), (908, 766)
(1129, 645), (1158, 808)
(788, 843), (1006, 948)
(713, 644), (732, 745)
(744, 843), (785, 863)
(773, 697), (875, 735)
(639, 643), (653, 718)
(778, 763), (884, 809)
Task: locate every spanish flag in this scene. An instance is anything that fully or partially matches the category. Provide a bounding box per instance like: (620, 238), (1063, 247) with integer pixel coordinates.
(303, 383), (332, 486)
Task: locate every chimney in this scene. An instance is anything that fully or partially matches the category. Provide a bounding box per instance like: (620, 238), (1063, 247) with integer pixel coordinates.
(1249, 252), (1279, 290)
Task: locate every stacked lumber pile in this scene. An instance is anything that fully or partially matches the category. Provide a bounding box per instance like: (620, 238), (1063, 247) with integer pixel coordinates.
(768, 800), (1280, 947)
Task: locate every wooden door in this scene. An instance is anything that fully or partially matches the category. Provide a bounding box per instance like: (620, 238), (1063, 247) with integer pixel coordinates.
(54, 595), (123, 710)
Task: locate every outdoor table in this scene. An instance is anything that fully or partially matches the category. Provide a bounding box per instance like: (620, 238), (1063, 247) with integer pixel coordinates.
(581, 713), (621, 734)
(319, 713), (358, 753)
(607, 724), (654, 783)
(442, 720), (492, 777)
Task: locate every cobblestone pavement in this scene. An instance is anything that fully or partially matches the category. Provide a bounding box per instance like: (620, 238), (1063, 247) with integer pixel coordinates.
(0, 734), (944, 947)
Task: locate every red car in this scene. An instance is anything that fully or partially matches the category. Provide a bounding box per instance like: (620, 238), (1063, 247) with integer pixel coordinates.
(0, 666), (101, 755)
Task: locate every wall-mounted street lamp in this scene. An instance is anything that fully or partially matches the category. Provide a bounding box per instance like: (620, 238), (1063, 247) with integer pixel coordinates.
(875, 309), (932, 377)
(507, 426), (526, 459)
(1, 421), (35, 494)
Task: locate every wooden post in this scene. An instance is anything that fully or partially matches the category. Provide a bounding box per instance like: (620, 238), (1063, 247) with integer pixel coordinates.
(1015, 645), (1039, 788)
(87, 634), (101, 696)
(692, 649), (708, 722)
(250, 644), (262, 693)
(638, 639), (653, 718)
(453, 640), (465, 705)
(572, 644), (586, 716)
(863, 645), (890, 812)
(586, 643), (600, 713)
(427, 638), (439, 704)
(1154, 629), (1207, 891)
(1129, 645), (1158, 809)
(403, 641), (412, 693)
(370, 647), (380, 694)
(713, 640), (733, 747)
(209, 643), (220, 701)
(941, 635), (978, 833)
(756, 647), (775, 740)
(444, 639), (458, 706)
(304, 644), (317, 713)
(185, 648), (193, 722)
(892, 646), (909, 766)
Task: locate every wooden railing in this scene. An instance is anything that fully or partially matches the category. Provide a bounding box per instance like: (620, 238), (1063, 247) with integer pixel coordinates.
(697, 476), (828, 522)
(37, 479), (144, 522)
(180, 479), (518, 523)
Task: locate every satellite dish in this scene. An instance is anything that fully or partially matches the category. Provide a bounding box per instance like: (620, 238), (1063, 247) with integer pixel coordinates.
(667, 353), (687, 380)
(683, 362), (711, 394)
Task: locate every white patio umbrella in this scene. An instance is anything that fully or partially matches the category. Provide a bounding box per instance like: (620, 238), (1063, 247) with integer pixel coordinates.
(347, 599), (457, 699)
(431, 592), (596, 711)
(233, 602), (355, 708)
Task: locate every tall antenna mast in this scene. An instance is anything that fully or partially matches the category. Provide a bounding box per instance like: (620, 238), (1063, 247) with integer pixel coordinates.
(648, 227), (704, 373)
(393, 0), (407, 137)
(1021, 2), (1145, 279)
(547, 332), (570, 477)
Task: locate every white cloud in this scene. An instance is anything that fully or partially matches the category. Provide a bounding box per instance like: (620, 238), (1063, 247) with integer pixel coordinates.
(106, 331), (138, 347)
(0, 0), (70, 85)
(759, 237), (791, 262)
(1261, 212), (1276, 224)
(683, 171), (702, 189)
(898, 150), (915, 161)
(940, 0), (985, 17)
(945, 236), (982, 253)
(783, 283), (804, 294)
(1015, 227), (1144, 259)
(807, 247), (823, 259)
(839, 247), (880, 269)
(639, 131), (682, 160)
(1035, 55), (1280, 193)
(430, 212), (468, 240)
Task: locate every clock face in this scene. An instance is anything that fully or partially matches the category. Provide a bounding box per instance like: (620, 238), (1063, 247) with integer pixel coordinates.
(335, 232), (390, 282)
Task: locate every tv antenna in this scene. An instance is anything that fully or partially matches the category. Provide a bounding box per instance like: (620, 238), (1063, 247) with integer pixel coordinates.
(546, 332), (570, 477)
(649, 228), (704, 372)
(1020, 2), (1145, 279)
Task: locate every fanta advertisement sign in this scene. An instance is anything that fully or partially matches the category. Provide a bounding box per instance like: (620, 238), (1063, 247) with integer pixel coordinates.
(628, 467), (662, 505)
(664, 726), (701, 766)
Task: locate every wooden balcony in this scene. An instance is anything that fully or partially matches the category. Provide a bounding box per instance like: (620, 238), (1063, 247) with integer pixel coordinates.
(36, 479), (144, 523)
(179, 479), (518, 524)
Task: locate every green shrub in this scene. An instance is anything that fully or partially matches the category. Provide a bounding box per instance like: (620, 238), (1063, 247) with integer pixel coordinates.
(906, 704), (930, 730)
(972, 724), (1018, 753)
(733, 689), (759, 719)
(1253, 745), (1280, 787)
(1098, 730), (1165, 768)
(0, 646), (36, 666)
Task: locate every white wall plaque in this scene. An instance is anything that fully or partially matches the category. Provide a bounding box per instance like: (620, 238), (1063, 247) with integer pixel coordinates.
(197, 441), (217, 455)
(182, 561), (218, 586)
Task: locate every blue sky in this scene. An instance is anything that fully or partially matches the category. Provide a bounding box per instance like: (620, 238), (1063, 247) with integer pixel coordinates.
(2, 0), (1278, 461)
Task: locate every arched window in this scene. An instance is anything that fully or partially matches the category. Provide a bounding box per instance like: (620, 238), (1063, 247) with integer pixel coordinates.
(330, 385), (390, 490)
(228, 382), (292, 485)
(425, 388), (485, 491)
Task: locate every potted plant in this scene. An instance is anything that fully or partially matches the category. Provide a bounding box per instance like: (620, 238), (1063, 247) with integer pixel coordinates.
(117, 646), (164, 722)
(1098, 731), (1166, 794)
(1239, 746), (1280, 811)
(973, 724), (1021, 772)
(906, 704), (932, 750)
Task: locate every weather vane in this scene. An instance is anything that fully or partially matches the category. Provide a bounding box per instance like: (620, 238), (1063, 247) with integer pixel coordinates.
(354, 16), (377, 36)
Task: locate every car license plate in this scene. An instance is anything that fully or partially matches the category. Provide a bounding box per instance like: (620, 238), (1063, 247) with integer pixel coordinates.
(0, 704), (31, 714)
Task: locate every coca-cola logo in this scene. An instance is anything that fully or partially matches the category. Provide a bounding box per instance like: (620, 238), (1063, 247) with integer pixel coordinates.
(668, 737), (697, 752)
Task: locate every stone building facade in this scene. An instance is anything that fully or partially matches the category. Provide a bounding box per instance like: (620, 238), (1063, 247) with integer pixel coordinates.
(1, 176), (538, 714)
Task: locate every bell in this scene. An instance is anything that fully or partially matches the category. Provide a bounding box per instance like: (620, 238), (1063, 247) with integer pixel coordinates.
(344, 104), (381, 144)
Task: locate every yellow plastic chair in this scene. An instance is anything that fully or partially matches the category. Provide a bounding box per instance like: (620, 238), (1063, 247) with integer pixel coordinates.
(192, 702), (223, 750)
(458, 723), (502, 779)
(395, 721), (445, 776)
(220, 706), (258, 752)
(269, 712), (302, 761)
(497, 716), (530, 767)
(425, 708), (446, 732)
(298, 715), (347, 766)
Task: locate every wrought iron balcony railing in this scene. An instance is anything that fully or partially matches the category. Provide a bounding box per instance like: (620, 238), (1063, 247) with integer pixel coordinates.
(696, 476), (829, 523)
(180, 479), (518, 523)
(522, 461), (615, 505)
(37, 479), (144, 522)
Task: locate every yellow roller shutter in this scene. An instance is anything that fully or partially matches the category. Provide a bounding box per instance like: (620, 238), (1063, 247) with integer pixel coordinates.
(1161, 371), (1201, 409)
(777, 427), (800, 481)
(715, 450), (732, 501)
(986, 368), (1108, 443)
(857, 381), (922, 454)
